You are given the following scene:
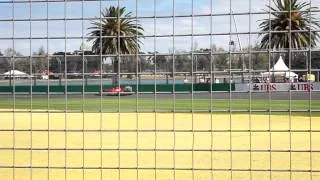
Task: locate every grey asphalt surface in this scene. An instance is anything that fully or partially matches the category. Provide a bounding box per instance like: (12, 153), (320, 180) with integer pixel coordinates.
(0, 91), (319, 100)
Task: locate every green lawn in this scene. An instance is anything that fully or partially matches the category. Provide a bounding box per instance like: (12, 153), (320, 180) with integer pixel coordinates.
(0, 97), (319, 114)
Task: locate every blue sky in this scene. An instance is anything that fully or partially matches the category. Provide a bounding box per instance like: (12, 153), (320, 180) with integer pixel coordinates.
(0, 0), (320, 55)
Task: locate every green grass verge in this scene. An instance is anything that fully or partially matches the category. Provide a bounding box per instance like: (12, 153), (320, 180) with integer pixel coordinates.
(0, 97), (319, 115)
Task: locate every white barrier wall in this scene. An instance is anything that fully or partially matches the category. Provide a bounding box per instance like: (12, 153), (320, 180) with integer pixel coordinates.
(235, 83), (320, 92)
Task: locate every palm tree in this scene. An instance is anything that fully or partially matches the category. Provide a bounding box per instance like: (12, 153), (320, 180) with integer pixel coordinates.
(259, 0), (320, 50)
(88, 6), (144, 85)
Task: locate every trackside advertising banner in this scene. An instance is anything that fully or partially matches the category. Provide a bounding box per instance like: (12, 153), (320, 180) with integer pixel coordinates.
(235, 83), (320, 92)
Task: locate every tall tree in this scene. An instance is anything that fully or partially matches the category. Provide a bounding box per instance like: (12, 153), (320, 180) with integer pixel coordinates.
(3, 48), (24, 86)
(33, 46), (48, 73)
(88, 6), (144, 85)
(0, 50), (4, 73)
(259, 0), (320, 50)
(3, 48), (24, 72)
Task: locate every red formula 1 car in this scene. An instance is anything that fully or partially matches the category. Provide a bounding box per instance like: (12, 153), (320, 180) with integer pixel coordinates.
(99, 86), (133, 96)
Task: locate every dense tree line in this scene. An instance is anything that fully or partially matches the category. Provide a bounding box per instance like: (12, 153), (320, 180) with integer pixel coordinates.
(1, 45), (319, 77)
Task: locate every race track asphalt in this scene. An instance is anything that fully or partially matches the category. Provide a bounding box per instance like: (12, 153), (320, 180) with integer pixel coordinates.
(0, 91), (319, 100)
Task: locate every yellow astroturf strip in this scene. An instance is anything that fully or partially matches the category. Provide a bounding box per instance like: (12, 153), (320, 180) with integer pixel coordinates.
(0, 112), (319, 180)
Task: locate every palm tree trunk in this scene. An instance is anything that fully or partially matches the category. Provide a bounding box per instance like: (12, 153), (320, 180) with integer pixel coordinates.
(113, 57), (119, 86)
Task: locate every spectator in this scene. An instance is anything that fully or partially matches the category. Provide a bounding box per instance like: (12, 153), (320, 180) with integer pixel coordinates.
(252, 78), (260, 83)
(298, 76), (304, 82)
(294, 75), (298, 83)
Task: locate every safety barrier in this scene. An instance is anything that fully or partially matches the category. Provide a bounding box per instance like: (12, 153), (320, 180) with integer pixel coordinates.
(0, 84), (234, 93)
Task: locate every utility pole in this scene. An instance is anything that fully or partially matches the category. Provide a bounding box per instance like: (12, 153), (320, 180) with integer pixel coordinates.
(57, 58), (62, 86)
(231, 11), (245, 83)
(84, 57), (88, 87)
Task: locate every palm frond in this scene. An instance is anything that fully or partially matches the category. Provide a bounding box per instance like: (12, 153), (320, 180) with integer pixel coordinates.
(87, 6), (144, 55)
(258, 0), (320, 49)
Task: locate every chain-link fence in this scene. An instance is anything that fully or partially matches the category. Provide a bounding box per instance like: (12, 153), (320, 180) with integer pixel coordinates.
(0, 0), (320, 179)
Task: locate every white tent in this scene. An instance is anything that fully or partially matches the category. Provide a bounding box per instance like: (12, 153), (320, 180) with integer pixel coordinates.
(3, 70), (29, 78)
(261, 56), (298, 77)
(285, 71), (298, 78)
